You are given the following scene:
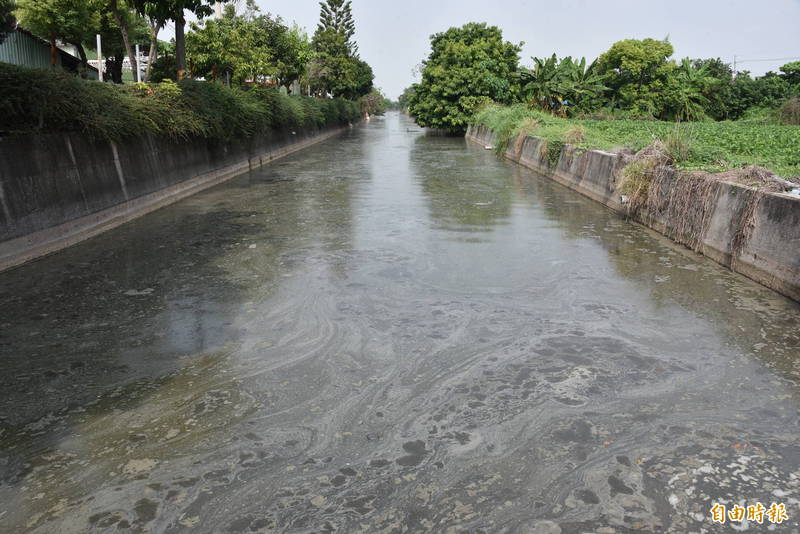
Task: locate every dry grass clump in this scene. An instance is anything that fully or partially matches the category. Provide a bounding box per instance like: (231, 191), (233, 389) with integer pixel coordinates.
(644, 170), (720, 251)
(564, 125), (586, 145)
(780, 96), (800, 125)
(689, 165), (791, 192)
(515, 117), (541, 137)
(619, 142), (797, 255)
(618, 141), (672, 208)
(618, 140), (718, 250)
(619, 158), (659, 200)
(661, 124), (692, 163)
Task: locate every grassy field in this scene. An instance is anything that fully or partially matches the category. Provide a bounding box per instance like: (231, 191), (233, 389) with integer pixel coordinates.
(472, 104), (800, 179)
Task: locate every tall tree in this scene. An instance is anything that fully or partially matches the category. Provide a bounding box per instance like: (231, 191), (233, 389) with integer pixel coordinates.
(143, 11), (166, 81)
(595, 37), (675, 116)
(780, 61), (800, 87)
(186, 4), (272, 85)
(186, 3), (309, 88)
(95, 5), (148, 82)
(132, 0), (226, 79)
(107, 0), (146, 81)
(316, 0), (356, 56)
(15, 0), (100, 72)
(408, 22), (521, 132)
(660, 58), (711, 121)
(691, 57), (733, 120)
(0, 0), (15, 45)
(271, 22), (311, 90)
(310, 0), (371, 98)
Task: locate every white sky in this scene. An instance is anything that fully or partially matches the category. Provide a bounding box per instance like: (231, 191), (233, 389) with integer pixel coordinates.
(167, 0), (800, 99)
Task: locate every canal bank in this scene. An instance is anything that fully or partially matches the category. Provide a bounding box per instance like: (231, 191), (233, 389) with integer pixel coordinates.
(466, 124), (800, 303)
(0, 113), (798, 533)
(0, 122), (353, 272)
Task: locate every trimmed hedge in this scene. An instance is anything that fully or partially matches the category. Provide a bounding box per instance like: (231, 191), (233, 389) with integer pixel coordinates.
(0, 63), (360, 141)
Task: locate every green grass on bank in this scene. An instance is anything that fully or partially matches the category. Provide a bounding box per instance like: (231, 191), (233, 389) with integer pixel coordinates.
(472, 104), (800, 179)
(0, 63), (361, 142)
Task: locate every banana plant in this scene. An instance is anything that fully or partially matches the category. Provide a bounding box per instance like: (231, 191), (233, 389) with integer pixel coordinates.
(662, 58), (712, 121)
(518, 54), (607, 116)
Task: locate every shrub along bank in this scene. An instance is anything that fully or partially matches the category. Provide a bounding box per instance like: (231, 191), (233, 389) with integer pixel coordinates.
(472, 103), (800, 180)
(0, 63), (361, 142)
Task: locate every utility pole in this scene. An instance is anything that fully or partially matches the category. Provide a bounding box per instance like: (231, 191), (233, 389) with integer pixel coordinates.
(96, 34), (103, 82)
(135, 44), (141, 82)
(733, 55), (737, 76)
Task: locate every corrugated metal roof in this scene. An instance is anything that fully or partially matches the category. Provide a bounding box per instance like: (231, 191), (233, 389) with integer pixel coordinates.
(0, 26), (99, 77)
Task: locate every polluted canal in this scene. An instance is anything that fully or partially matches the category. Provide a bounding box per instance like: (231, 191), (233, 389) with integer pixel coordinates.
(1, 113), (799, 533)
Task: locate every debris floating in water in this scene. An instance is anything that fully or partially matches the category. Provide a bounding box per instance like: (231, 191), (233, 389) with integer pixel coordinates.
(484, 145), (494, 150)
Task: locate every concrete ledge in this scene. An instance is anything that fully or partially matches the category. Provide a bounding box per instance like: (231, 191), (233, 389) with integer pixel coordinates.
(0, 125), (349, 272)
(466, 124), (800, 302)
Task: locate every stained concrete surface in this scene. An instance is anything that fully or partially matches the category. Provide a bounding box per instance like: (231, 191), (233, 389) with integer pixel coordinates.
(0, 113), (799, 533)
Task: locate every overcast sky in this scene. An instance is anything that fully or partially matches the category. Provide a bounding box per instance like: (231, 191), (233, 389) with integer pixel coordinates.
(174, 0), (800, 99)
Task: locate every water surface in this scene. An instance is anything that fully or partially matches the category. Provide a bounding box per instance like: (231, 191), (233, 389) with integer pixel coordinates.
(1, 113), (798, 533)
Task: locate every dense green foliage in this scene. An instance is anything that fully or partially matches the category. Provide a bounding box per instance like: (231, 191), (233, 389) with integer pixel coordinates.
(397, 86), (415, 111)
(408, 22), (521, 132)
(543, 43), (799, 122)
(149, 52), (177, 82)
(408, 24), (799, 130)
(0, 0), (15, 44)
(523, 39), (799, 122)
(473, 103), (800, 179)
(15, 0), (98, 65)
(0, 63), (360, 141)
(594, 38), (677, 118)
(359, 87), (389, 116)
(186, 4), (307, 87)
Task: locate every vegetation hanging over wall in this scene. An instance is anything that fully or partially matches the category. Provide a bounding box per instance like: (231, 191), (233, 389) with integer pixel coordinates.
(0, 62), (360, 141)
(472, 103), (800, 179)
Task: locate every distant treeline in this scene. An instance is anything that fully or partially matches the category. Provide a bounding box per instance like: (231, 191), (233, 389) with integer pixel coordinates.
(402, 23), (800, 131)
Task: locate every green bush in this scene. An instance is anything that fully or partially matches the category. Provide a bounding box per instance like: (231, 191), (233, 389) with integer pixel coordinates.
(0, 63), (361, 141)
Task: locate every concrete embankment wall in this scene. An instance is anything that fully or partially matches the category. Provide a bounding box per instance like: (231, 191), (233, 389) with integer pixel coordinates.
(466, 124), (800, 302)
(0, 123), (349, 271)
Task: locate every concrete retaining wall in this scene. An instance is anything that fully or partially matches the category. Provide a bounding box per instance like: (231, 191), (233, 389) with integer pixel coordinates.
(0, 124), (350, 271)
(466, 124), (800, 302)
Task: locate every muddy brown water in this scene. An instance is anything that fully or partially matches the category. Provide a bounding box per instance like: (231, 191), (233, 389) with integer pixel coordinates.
(0, 113), (799, 533)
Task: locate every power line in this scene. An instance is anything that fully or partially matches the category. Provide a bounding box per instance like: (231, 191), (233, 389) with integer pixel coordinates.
(735, 56), (800, 64)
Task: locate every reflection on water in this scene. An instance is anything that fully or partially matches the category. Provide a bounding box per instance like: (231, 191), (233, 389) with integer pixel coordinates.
(0, 113), (798, 533)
